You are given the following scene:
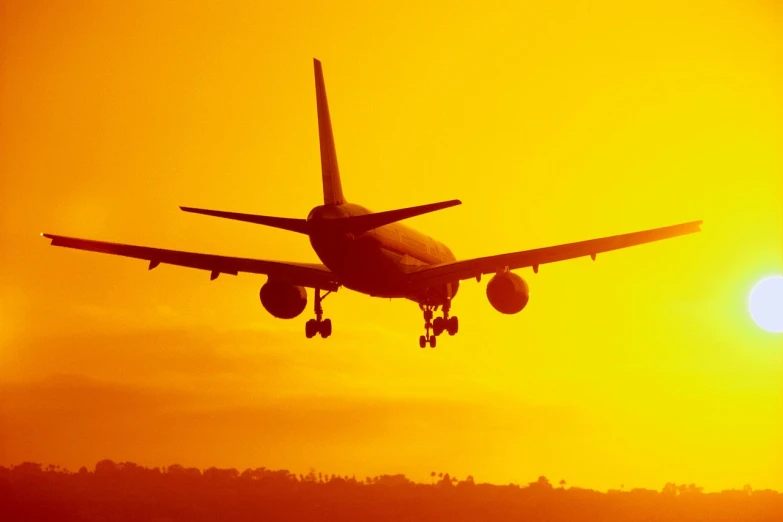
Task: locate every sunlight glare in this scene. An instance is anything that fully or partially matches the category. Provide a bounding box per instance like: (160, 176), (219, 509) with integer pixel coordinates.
(749, 276), (783, 333)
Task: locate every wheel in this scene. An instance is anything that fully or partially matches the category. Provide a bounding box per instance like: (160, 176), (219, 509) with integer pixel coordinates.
(432, 317), (444, 336)
(429, 335), (437, 348)
(447, 316), (459, 336)
(419, 335), (427, 348)
(320, 318), (332, 338)
(305, 319), (318, 338)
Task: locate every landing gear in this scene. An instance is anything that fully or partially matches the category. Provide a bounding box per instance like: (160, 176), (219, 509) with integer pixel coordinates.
(431, 301), (459, 337)
(419, 333), (437, 348)
(445, 316), (458, 336)
(432, 316), (444, 336)
(419, 306), (436, 348)
(418, 302), (457, 347)
(306, 317), (332, 338)
(432, 316), (459, 336)
(306, 289), (332, 339)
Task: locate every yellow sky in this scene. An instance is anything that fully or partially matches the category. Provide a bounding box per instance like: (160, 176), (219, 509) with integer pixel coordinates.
(1, 0), (781, 491)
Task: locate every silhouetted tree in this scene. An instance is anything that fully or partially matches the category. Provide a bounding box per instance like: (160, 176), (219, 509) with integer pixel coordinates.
(437, 473), (454, 488)
(662, 482), (678, 496)
(12, 462), (43, 475)
(2, 461), (781, 522)
(529, 476), (553, 490)
(681, 483), (704, 495)
(94, 459), (117, 475)
(375, 474), (412, 487)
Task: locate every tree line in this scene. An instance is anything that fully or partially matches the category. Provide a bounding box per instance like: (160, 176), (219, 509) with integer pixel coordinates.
(1, 461), (780, 521)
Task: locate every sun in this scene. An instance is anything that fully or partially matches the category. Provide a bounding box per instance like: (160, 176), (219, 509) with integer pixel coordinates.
(748, 276), (783, 333)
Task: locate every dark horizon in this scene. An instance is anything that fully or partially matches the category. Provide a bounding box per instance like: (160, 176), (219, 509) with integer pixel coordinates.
(2, 460), (780, 522)
(0, 459), (775, 495)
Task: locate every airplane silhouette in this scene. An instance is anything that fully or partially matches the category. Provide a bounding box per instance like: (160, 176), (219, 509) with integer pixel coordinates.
(42, 59), (702, 348)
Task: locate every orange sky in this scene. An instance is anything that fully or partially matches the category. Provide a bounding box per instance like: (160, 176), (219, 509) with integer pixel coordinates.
(1, 0), (782, 492)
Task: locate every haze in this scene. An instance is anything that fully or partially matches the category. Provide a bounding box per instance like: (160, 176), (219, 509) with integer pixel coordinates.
(1, 0), (781, 492)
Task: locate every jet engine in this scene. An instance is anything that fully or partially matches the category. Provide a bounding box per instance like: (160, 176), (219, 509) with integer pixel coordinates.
(260, 280), (308, 319)
(486, 272), (529, 314)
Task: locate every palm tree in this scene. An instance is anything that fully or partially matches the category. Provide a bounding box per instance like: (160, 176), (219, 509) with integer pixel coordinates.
(559, 479), (566, 489)
(430, 471), (436, 484)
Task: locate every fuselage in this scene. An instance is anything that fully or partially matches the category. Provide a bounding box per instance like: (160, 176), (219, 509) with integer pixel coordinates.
(307, 203), (459, 304)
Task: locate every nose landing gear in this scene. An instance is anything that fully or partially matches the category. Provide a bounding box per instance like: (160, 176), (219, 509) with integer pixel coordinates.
(306, 288), (332, 339)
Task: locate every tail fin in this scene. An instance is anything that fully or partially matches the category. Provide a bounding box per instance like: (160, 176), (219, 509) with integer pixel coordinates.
(314, 59), (346, 205)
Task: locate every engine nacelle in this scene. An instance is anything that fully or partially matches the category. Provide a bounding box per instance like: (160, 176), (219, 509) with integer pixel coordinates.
(260, 280), (308, 319)
(486, 272), (529, 314)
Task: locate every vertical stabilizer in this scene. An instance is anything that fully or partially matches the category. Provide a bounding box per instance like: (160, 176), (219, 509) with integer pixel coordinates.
(314, 59), (346, 205)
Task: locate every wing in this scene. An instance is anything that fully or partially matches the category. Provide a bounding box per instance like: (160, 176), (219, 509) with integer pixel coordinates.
(42, 234), (340, 291)
(407, 220), (702, 288)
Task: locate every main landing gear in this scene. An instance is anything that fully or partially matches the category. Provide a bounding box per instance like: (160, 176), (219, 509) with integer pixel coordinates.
(419, 301), (459, 348)
(306, 288), (332, 339)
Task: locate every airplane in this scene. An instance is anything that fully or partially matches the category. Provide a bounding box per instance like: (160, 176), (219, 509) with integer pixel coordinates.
(42, 59), (703, 348)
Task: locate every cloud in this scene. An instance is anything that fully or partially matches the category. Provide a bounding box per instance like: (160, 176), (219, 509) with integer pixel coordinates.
(0, 372), (583, 478)
(7, 326), (311, 385)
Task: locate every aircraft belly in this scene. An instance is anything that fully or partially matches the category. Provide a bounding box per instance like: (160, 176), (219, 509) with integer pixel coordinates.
(310, 234), (411, 298)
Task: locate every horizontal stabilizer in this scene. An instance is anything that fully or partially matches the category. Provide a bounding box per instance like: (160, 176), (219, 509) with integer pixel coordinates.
(333, 199), (461, 235)
(180, 207), (309, 234)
